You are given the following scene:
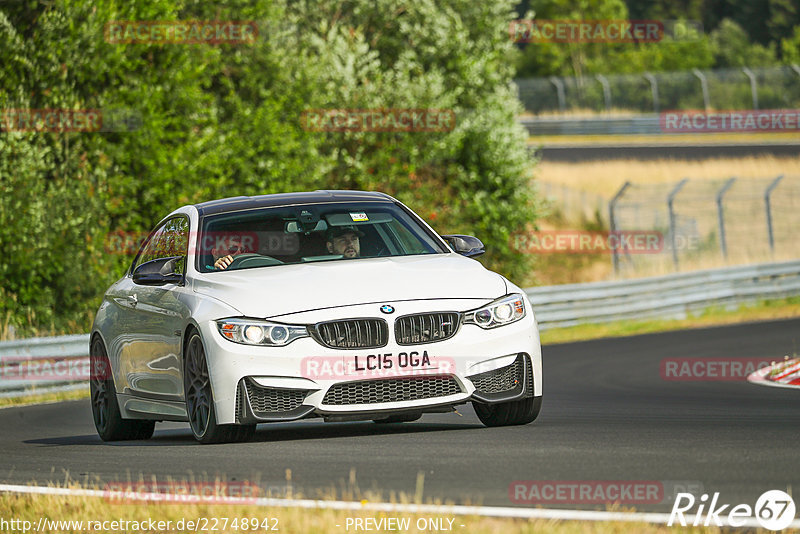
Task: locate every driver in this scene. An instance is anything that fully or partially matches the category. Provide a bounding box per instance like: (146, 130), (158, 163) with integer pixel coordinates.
(326, 226), (364, 259)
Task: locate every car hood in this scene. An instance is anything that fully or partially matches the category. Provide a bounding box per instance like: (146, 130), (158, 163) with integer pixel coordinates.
(192, 254), (506, 318)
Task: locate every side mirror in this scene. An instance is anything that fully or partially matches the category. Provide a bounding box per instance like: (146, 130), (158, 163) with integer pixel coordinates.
(442, 234), (485, 257)
(132, 256), (184, 286)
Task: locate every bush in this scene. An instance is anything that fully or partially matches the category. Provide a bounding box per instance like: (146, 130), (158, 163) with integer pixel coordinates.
(0, 0), (539, 336)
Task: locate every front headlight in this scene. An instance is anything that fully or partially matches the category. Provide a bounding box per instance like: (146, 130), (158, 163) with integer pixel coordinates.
(215, 318), (308, 346)
(463, 293), (526, 329)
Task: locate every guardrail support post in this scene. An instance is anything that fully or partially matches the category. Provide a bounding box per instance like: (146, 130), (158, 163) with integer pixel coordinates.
(644, 73), (659, 113)
(692, 69), (710, 111)
(549, 76), (566, 112)
(668, 178), (690, 271)
(764, 174), (784, 255)
(595, 74), (612, 111)
(742, 67), (758, 110)
(609, 181), (631, 275)
(716, 177), (737, 261)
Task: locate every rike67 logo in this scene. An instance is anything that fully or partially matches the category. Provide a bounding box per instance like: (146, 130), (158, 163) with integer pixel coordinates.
(669, 490), (796, 530)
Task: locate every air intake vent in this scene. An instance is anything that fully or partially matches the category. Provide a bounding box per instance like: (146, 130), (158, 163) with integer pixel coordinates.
(313, 318), (388, 349)
(244, 381), (307, 413)
(322, 376), (462, 406)
(395, 312), (460, 345)
(469, 358), (522, 394)
(469, 354), (535, 399)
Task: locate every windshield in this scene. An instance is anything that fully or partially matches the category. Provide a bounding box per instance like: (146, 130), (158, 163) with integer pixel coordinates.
(196, 201), (447, 272)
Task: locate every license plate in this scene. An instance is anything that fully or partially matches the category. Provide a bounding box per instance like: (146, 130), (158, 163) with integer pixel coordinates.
(351, 350), (432, 373)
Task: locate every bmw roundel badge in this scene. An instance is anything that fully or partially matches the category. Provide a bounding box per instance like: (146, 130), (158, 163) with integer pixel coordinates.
(380, 305), (395, 314)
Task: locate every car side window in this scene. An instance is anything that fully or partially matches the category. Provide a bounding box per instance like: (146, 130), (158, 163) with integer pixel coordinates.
(133, 216), (189, 274)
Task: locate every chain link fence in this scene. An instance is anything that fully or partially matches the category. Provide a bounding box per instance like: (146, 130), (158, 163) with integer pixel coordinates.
(609, 175), (800, 275)
(539, 182), (609, 226)
(516, 66), (800, 114)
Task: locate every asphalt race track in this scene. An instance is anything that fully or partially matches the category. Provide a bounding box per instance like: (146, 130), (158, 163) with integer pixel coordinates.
(2, 318), (799, 512)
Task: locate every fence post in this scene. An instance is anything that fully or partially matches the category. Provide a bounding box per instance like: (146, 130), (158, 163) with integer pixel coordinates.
(595, 74), (612, 111)
(668, 178), (690, 270)
(609, 181), (631, 274)
(764, 175), (784, 254)
(644, 73), (659, 113)
(742, 67), (758, 110)
(692, 69), (710, 111)
(716, 177), (737, 261)
(549, 76), (566, 112)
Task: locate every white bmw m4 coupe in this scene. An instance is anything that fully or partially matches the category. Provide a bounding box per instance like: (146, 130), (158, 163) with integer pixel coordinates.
(90, 190), (543, 443)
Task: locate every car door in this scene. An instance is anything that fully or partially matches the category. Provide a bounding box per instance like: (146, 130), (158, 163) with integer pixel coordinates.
(118, 216), (191, 399)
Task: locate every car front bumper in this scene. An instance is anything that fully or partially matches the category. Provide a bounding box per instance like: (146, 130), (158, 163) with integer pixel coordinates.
(198, 299), (543, 425)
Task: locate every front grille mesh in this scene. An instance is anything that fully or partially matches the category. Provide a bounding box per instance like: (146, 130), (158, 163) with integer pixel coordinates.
(470, 358), (522, 393)
(395, 312), (460, 345)
(244, 381), (306, 413)
(314, 319), (388, 349)
(322, 376), (462, 405)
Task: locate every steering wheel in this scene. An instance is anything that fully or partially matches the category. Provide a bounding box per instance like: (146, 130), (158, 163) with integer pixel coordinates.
(225, 253), (262, 269)
(227, 253), (283, 269)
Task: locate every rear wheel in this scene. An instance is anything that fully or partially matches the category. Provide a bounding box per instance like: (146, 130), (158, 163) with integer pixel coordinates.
(184, 332), (256, 444)
(473, 396), (542, 427)
(90, 337), (155, 441)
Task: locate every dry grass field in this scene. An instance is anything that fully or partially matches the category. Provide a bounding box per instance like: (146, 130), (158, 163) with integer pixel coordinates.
(526, 155), (800, 285)
(535, 155), (800, 197)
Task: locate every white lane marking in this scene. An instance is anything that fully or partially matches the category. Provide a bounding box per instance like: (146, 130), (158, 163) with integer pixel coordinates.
(1, 483), (799, 528)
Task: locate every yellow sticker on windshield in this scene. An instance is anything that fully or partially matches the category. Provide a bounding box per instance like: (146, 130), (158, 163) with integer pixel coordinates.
(350, 212), (369, 221)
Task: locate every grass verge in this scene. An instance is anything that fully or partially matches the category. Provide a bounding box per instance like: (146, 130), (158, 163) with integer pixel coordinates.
(0, 491), (722, 534)
(540, 296), (800, 345)
(0, 388), (88, 409)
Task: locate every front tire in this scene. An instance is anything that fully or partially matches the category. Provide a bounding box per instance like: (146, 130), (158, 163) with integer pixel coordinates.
(473, 396), (542, 427)
(184, 332), (255, 444)
(90, 337), (155, 441)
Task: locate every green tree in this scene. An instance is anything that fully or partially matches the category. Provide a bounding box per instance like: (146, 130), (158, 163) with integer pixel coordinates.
(709, 18), (778, 67)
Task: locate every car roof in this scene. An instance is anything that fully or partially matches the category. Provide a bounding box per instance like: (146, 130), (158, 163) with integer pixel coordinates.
(194, 190), (395, 217)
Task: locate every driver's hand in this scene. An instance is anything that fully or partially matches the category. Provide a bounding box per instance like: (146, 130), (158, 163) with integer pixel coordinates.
(214, 254), (234, 270)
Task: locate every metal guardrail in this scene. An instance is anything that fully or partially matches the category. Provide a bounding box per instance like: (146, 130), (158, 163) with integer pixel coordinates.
(0, 334), (90, 397)
(527, 260), (800, 329)
(1, 260), (798, 397)
(520, 115), (662, 136)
